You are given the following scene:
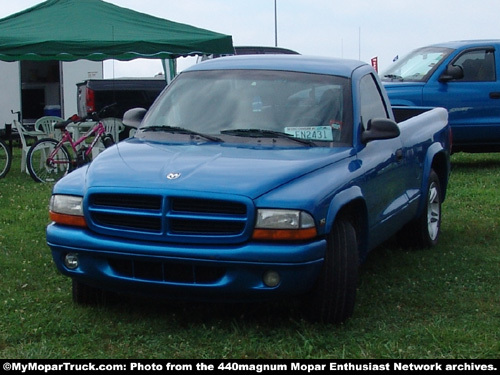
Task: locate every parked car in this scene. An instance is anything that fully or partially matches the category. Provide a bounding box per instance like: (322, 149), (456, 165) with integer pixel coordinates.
(381, 40), (500, 153)
(47, 55), (451, 324)
(197, 45), (299, 62)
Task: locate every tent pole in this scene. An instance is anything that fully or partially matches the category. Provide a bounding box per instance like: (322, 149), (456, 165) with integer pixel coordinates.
(162, 58), (177, 84)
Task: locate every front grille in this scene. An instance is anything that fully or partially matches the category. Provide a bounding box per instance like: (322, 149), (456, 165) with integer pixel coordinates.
(87, 193), (251, 243)
(109, 258), (225, 284)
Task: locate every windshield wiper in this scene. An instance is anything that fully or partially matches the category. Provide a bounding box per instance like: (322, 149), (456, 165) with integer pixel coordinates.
(221, 128), (316, 146)
(141, 125), (223, 142)
(383, 74), (404, 81)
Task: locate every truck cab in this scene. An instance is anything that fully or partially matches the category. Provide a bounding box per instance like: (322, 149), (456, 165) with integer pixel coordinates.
(381, 40), (500, 152)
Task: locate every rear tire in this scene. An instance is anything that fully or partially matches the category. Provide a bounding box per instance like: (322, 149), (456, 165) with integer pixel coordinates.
(398, 169), (442, 248)
(27, 138), (72, 183)
(303, 217), (358, 324)
(0, 139), (11, 178)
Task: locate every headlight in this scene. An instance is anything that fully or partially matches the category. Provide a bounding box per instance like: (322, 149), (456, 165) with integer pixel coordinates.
(253, 209), (317, 241)
(49, 195), (87, 227)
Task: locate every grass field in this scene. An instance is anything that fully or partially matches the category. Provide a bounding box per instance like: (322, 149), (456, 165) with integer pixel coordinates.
(0, 146), (499, 359)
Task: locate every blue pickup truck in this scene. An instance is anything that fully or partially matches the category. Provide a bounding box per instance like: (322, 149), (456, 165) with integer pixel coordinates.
(47, 55), (451, 323)
(381, 40), (500, 153)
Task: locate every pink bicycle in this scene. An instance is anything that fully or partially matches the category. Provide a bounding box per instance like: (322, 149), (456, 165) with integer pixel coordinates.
(27, 112), (115, 183)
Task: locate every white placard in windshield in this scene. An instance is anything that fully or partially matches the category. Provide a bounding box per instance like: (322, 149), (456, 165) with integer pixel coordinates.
(284, 126), (334, 141)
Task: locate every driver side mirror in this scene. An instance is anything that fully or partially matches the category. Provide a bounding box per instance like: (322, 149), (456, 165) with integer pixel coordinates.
(438, 64), (464, 82)
(361, 118), (400, 143)
(122, 108), (147, 128)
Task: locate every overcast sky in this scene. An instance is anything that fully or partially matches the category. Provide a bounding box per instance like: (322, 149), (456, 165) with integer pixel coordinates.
(2, 0), (500, 77)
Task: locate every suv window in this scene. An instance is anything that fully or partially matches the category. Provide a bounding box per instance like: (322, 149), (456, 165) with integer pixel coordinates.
(360, 74), (388, 130)
(452, 48), (496, 82)
(381, 46), (453, 82)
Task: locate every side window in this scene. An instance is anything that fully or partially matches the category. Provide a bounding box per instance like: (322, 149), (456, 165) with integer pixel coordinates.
(360, 74), (388, 130)
(453, 49), (496, 82)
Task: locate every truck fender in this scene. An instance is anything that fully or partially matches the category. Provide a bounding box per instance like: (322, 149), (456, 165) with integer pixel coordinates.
(324, 185), (369, 258)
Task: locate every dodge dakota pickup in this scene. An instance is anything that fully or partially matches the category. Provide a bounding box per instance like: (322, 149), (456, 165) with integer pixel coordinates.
(381, 39), (500, 153)
(47, 55), (451, 323)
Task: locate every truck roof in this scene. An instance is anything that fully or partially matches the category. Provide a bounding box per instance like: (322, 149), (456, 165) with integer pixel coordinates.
(186, 54), (368, 78)
(425, 39), (500, 50)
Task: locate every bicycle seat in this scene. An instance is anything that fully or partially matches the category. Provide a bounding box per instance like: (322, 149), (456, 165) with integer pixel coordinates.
(54, 114), (81, 130)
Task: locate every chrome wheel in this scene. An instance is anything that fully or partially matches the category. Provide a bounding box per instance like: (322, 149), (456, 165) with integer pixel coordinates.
(427, 181), (441, 241)
(397, 169), (442, 248)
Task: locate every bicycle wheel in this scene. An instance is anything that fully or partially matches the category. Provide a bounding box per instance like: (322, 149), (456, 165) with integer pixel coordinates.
(27, 138), (72, 183)
(0, 139), (12, 179)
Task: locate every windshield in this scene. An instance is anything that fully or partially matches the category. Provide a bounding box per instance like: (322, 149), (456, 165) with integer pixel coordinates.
(381, 46), (453, 82)
(141, 70), (352, 146)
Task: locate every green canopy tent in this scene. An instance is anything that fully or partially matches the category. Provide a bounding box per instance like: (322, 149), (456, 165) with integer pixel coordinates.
(0, 0), (233, 132)
(0, 0), (234, 63)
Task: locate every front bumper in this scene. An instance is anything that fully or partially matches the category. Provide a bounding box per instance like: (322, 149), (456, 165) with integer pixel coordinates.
(47, 223), (326, 301)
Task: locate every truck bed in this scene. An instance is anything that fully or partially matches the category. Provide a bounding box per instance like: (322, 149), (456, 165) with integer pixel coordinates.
(77, 78), (167, 120)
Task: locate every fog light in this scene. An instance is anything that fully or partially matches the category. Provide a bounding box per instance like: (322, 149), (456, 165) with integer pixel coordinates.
(263, 270), (280, 287)
(64, 253), (79, 269)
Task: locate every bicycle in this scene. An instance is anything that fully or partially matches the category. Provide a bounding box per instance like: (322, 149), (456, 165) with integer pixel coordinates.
(0, 138), (12, 179)
(27, 111), (115, 183)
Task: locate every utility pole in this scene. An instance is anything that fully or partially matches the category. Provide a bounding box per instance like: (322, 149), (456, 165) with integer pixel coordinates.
(274, 0), (278, 47)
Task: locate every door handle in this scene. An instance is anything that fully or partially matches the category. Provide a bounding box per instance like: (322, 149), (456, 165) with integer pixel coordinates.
(489, 92), (500, 99)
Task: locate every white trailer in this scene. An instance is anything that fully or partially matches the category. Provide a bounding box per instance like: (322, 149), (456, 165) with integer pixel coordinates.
(0, 60), (102, 129)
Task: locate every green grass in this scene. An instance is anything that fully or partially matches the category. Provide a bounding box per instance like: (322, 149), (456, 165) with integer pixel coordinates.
(0, 146), (499, 359)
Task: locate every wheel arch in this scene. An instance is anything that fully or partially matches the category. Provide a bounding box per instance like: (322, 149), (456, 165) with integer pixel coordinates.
(325, 186), (369, 262)
(422, 144), (450, 204)
(430, 150), (450, 203)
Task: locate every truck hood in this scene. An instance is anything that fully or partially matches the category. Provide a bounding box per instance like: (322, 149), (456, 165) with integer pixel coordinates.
(86, 138), (349, 199)
(381, 81), (425, 106)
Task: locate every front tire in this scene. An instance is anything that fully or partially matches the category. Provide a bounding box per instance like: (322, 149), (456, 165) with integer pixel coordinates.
(303, 217), (359, 324)
(0, 139), (11, 179)
(27, 138), (72, 183)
